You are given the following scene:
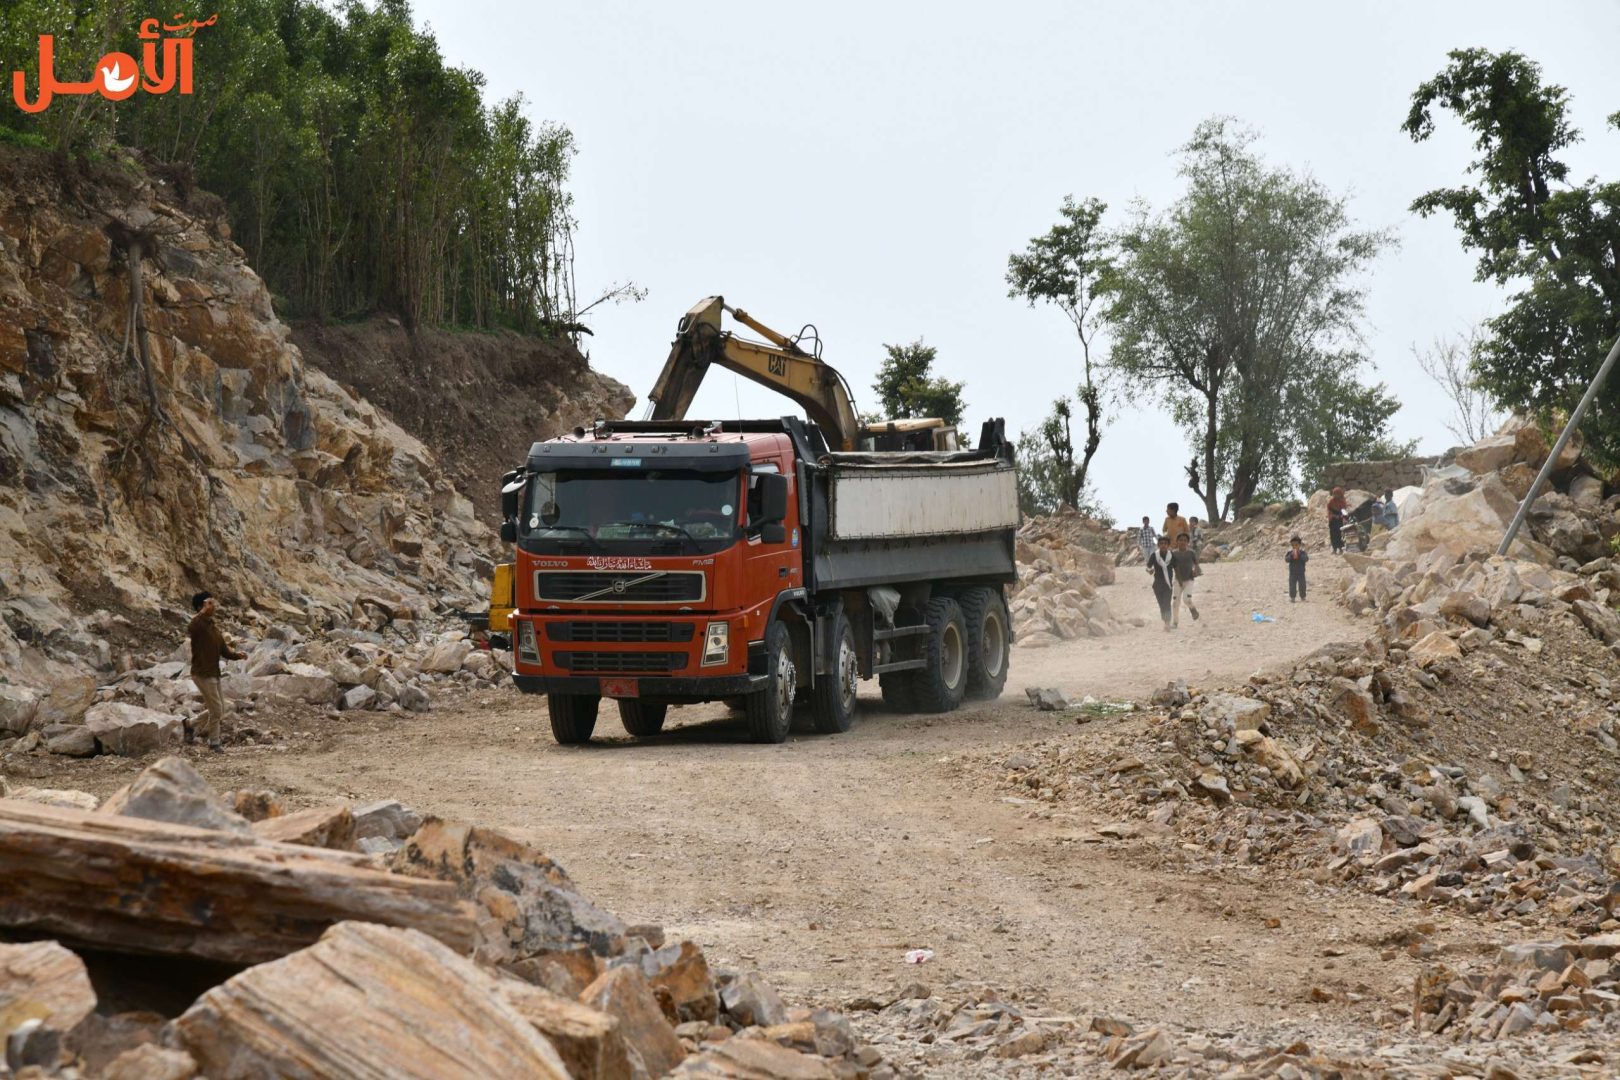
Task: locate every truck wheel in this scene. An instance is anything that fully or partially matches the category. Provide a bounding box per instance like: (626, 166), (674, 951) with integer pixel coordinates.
(744, 622), (795, 743)
(960, 587), (1011, 700)
(618, 701), (667, 737)
(810, 612), (859, 734)
(548, 694), (599, 744)
(912, 597), (968, 713)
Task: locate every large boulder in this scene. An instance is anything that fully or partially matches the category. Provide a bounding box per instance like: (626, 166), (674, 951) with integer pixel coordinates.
(420, 639), (473, 674)
(99, 757), (254, 835)
(1383, 473), (1539, 563)
(83, 703), (182, 757)
(173, 922), (570, 1079)
(1453, 433), (1519, 474)
(257, 663), (340, 706)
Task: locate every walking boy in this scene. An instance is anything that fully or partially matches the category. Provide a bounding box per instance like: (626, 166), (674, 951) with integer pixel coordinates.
(188, 590), (245, 752)
(1162, 503), (1190, 551)
(1285, 535), (1308, 602)
(1169, 532), (1201, 626)
(1136, 516), (1157, 562)
(1146, 534), (1175, 630)
(1188, 516), (1205, 555)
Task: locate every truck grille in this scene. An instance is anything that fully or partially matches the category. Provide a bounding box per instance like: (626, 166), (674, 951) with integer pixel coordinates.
(554, 651), (689, 674)
(534, 571), (705, 604)
(547, 622), (696, 643)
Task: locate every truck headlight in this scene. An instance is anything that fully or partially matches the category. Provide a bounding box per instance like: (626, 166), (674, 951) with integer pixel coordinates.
(517, 620), (540, 665)
(702, 621), (729, 666)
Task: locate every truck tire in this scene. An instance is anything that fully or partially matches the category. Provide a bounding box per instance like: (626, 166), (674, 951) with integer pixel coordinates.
(960, 587), (1011, 700)
(744, 622), (795, 743)
(618, 701), (667, 737)
(548, 693), (599, 744)
(912, 596), (968, 713)
(810, 612), (859, 734)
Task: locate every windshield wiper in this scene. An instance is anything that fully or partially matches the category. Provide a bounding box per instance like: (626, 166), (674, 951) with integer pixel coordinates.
(599, 520), (703, 549)
(532, 524), (603, 550)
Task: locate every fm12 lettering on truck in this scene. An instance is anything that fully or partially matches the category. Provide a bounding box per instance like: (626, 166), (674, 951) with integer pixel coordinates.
(492, 296), (1021, 745)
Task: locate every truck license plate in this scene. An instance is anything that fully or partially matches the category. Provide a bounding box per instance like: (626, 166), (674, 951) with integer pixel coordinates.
(600, 677), (639, 698)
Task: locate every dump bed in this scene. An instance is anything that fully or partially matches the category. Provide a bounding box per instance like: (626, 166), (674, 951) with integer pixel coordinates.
(806, 448), (1020, 591)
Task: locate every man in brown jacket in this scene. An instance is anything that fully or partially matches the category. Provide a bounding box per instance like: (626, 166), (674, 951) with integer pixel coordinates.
(189, 591), (245, 752)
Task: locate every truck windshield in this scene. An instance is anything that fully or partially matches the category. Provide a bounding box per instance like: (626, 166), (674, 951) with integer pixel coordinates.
(522, 469), (742, 555)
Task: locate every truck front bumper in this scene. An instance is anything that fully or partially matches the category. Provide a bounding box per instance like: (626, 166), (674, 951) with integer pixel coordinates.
(512, 672), (768, 699)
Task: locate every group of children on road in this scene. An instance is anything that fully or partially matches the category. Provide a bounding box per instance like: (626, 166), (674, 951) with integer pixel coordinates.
(1135, 501), (1320, 630)
(1139, 503), (1202, 631)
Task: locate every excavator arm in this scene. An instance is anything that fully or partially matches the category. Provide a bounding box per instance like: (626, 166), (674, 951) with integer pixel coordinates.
(647, 296), (865, 451)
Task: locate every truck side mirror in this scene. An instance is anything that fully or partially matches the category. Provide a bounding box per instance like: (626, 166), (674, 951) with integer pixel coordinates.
(500, 521), (517, 543)
(759, 474), (789, 524)
(500, 475), (526, 521)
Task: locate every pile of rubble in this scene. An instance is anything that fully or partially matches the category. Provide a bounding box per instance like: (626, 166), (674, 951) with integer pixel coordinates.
(0, 621), (509, 761)
(0, 757), (899, 1079)
(1414, 935), (1620, 1042)
(1010, 511), (1130, 645)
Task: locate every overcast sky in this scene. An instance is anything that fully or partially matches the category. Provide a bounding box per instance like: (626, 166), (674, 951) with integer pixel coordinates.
(415, 0), (1620, 520)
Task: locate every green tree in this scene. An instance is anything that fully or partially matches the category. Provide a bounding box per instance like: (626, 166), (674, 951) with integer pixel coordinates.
(1015, 407), (1109, 523)
(1403, 48), (1620, 459)
(2, 0), (611, 336)
(870, 340), (966, 426)
(1007, 196), (1110, 501)
(1103, 119), (1396, 520)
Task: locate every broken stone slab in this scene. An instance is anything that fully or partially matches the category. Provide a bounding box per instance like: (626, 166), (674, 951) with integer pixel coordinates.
(1439, 589), (1492, 627)
(1, 786), (99, 811)
(352, 799), (424, 842)
(1572, 600), (1620, 646)
(99, 1044), (199, 1080)
(84, 703), (181, 757)
(99, 757), (254, 836)
(397, 684), (431, 712)
(389, 818), (627, 963)
(339, 684), (378, 711)
(256, 665), (339, 706)
(638, 940), (719, 1023)
(0, 685), (41, 736)
(494, 977), (632, 1080)
(0, 941), (96, 1036)
(251, 804), (355, 850)
(0, 799), (474, 965)
(45, 725), (97, 757)
(1149, 679), (1190, 707)
(580, 965), (686, 1079)
(173, 922), (569, 1079)
(719, 971), (787, 1028)
(1023, 687), (1068, 711)
(672, 1037), (837, 1078)
(1203, 693), (1270, 732)
(34, 675), (95, 729)
(1335, 817), (1383, 858)
(1409, 631), (1462, 668)
(420, 639), (474, 674)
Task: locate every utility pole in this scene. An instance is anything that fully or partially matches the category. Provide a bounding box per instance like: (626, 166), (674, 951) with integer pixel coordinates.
(1497, 331), (1620, 556)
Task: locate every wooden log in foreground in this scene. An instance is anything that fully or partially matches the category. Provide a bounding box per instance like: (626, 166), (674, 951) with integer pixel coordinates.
(0, 799), (474, 965)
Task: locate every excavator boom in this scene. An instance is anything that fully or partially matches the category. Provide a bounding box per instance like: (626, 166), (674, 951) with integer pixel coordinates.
(646, 296), (873, 452)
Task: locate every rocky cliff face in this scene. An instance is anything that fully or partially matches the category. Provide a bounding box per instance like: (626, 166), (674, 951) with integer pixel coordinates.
(290, 318), (635, 525)
(0, 148), (626, 685)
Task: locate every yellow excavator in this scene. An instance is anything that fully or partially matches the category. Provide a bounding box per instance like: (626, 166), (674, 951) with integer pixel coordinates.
(483, 297), (956, 642)
(647, 295), (957, 453)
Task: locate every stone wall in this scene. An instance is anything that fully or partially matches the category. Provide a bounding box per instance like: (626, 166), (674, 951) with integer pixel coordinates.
(1318, 456), (1449, 495)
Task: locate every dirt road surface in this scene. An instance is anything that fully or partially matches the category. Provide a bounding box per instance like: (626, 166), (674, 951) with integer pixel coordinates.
(28, 556), (1491, 1068)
